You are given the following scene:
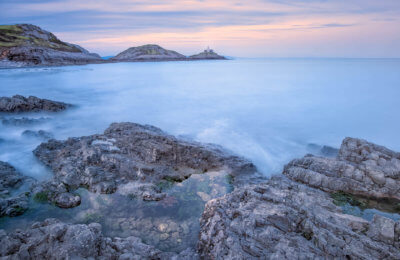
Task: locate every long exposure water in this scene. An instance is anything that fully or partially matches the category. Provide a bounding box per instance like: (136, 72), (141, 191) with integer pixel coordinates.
(1, 58), (400, 251)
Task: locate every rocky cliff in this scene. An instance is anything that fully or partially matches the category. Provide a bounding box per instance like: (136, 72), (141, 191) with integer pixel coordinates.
(0, 24), (102, 67)
(111, 44), (187, 62)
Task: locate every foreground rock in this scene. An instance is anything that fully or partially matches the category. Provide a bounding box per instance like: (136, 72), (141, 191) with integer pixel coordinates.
(111, 44), (186, 62)
(189, 47), (226, 60)
(198, 175), (400, 259)
(0, 24), (102, 67)
(0, 218), (198, 259)
(284, 137), (400, 200)
(0, 161), (35, 217)
(0, 95), (70, 112)
(33, 122), (257, 208)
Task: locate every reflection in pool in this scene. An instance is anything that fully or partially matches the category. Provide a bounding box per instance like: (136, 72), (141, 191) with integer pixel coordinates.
(0, 170), (232, 252)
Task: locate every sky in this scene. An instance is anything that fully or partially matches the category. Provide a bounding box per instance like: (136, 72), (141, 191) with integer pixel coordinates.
(1, 0), (400, 57)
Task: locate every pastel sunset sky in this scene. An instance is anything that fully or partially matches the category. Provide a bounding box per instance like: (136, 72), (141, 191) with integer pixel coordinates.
(1, 0), (400, 57)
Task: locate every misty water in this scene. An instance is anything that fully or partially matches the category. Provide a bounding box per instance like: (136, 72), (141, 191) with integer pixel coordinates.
(1, 58), (400, 251)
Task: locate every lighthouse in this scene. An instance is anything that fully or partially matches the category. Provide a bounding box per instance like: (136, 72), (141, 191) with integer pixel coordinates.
(205, 46), (214, 53)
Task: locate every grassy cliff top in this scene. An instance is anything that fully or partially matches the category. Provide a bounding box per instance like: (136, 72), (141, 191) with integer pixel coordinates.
(0, 24), (81, 52)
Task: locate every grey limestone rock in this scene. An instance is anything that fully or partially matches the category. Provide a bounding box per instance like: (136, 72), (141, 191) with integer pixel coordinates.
(0, 95), (70, 112)
(33, 122), (257, 208)
(0, 161), (35, 217)
(284, 137), (400, 200)
(0, 218), (199, 259)
(197, 175), (400, 259)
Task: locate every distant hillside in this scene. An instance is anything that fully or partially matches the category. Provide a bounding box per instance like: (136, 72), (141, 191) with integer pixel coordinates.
(0, 24), (102, 67)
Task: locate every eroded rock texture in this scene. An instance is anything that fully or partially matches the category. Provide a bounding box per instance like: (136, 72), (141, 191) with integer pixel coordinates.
(0, 161), (35, 217)
(198, 176), (400, 259)
(33, 122), (257, 208)
(0, 95), (70, 112)
(0, 218), (198, 259)
(284, 137), (400, 200)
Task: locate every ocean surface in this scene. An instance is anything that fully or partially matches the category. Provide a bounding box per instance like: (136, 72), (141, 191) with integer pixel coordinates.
(1, 58), (400, 250)
(1, 58), (400, 180)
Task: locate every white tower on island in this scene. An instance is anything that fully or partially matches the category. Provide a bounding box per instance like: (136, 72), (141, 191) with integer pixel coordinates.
(205, 46), (213, 53)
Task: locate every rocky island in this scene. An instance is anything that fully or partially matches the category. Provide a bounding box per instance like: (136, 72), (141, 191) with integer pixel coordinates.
(189, 47), (226, 60)
(111, 44), (227, 62)
(111, 44), (187, 62)
(0, 24), (102, 67)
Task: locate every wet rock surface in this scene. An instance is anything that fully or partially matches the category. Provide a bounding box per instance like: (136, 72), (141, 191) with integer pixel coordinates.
(0, 170), (232, 253)
(0, 218), (198, 259)
(284, 137), (400, 200)
(0, 95), (70, 112)
(198, 175), (400, 259)
(3, 125), (400, 259)
(33, 122), (256, 208)
(0, 161), (35, 217)
(306, 143), (339, 157)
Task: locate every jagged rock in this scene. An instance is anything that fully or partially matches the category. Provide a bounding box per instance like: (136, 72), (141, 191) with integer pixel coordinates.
(188, 48), (226, 60)
(284, 137), (400, 200)
(22, 129), (53, 140)
(0, 95), (70, 112)
(111, 44), (186, 61)
(307, 143), (339, 157)
(31, 180), (81, 208)
(33, 122), (256, 207)
(0, 161), (35, 217)
(0, 218), (198, 259)
(197, 175), (400, 259)
(0, 24), (102, 67)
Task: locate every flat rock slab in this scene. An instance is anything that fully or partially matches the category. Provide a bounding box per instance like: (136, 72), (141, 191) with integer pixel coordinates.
(198, 175), (400, 259)
(284, 137), (400, 200)
(33, 122), (257, 208)
(0, 95), (70, 112)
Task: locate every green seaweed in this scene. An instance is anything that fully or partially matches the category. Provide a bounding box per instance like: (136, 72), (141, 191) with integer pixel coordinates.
(330, 192), (367, 208)
(12, 206), (26, 215)
(33, 191), (49, 203)
(83, 213), (102, 224)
